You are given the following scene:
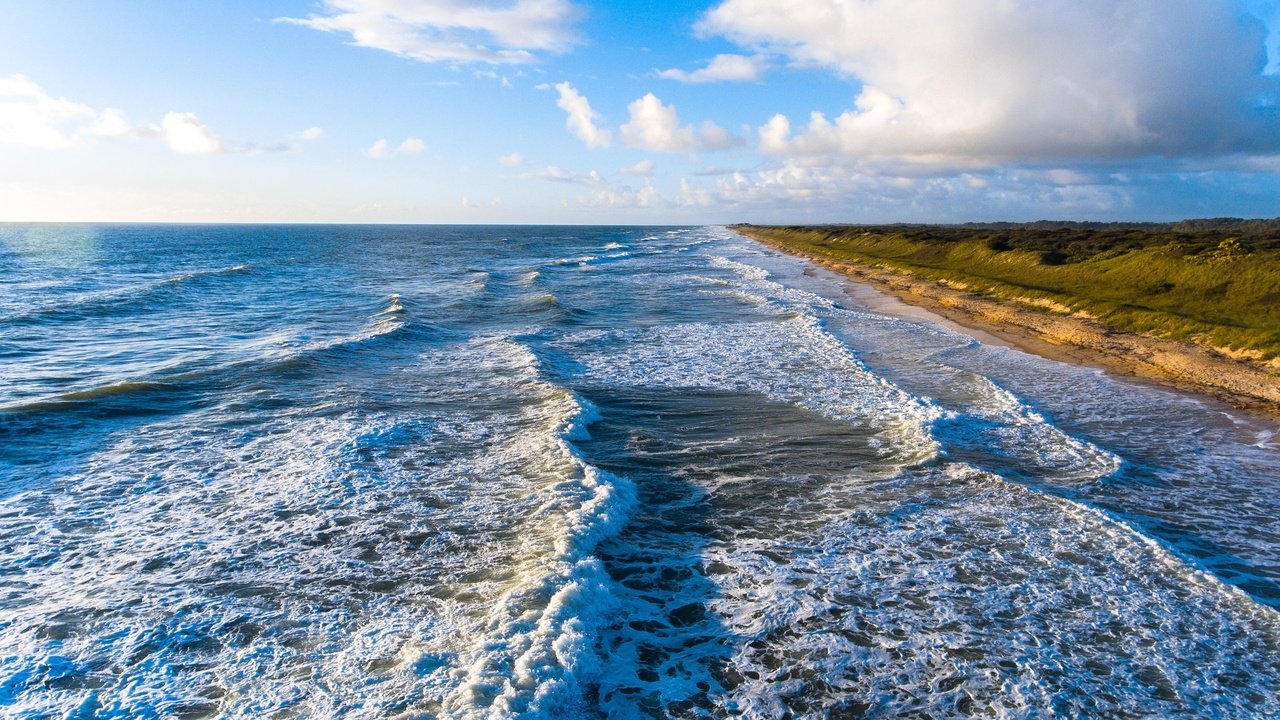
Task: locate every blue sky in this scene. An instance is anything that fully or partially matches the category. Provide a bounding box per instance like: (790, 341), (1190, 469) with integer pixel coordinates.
(1, 0), (1278, 223)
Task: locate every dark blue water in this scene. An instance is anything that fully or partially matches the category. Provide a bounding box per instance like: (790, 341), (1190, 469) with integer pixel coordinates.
(1, 224), (1277, 718)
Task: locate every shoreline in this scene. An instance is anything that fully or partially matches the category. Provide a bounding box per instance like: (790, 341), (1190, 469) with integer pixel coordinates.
(736, 229), (1280, 421)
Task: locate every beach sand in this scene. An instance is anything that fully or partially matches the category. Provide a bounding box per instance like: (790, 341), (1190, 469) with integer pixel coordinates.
(738, 229), (1280, 420)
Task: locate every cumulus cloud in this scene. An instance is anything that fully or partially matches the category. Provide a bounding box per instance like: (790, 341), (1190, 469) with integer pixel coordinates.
(0, 75), (97, 149)
(756, 113), (792, 155)
(523, 158), (665, 208)
(696, 120), (739, 151)
(657, 53), (768, 83)
(160, 112), (225, 155)
(674, 160), (1136, 219)
(529, 161), (667, 208)
(279, 0), (583, 65)
(89, 108), (134, 139)
(620, 159), (655, 176)
(367, 137), (427, 157)
(473, 68), (516, 87)
(620, 93), (739, 153)
(555, 82), (611, 148)
(0, 75), (225, 155)
(700, 0), (1280, 166)
(621, 94), (694, 152)
(575, 185), (665, 208)
(398, 137), (427, 153)
(534, 165), (605, 184)
(499, 152), (525, 166)
(95, 108), (225, 156)
(301, 126), (324, 141)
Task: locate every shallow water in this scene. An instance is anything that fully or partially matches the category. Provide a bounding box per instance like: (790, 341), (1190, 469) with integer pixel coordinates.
(1, 224), (1277, 718)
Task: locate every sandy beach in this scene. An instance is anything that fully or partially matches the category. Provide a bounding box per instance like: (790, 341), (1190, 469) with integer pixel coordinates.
(737, 228), (1280, 420)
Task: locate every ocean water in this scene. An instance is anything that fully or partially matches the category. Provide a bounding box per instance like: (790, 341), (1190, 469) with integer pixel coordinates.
(1, 223), (1277, 719)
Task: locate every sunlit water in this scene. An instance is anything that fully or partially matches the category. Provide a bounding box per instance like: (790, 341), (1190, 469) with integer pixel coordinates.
(1, 224), (1277, 718)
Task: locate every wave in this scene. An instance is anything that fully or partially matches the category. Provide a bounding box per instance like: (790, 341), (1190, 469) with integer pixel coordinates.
(551, 313), (943, 464)
(439, 345), (636, 717)
(535, 226), (1280, 713)
(703, 250), (1123, 485)
(8, 225), (1277, 717)
(518, 293), (596, 324)
(371, 292), (404, 320)
(703, 244), (1280, 609)
(0, 331), (637, 718)
(1, 294), (413, 420)
(158, 263), (252, 286)
(0, 337), (546, 717)
(549, 250), (650, 270)
(2, 264), (252, 325)
(263, 294), (414, 364)
(705, 255), (771, 282)
(697, 461), (1280, 717)
(0, 380), (179, 415)
(528, 292), (563, 311)
(550, 255), (598, 267)
(929, 372), (1123, 485)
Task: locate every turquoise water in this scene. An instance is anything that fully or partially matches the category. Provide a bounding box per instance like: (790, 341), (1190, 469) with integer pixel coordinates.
(1, 224), (1277, 718)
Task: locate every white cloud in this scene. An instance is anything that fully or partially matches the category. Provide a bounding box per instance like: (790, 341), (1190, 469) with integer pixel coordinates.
(657, 53), (768, 83)
(701, 0), (1280, 166)
(619, 93), (738, 153)
(89, 108), (134, 139)
(692, 165), (738, 176)
(301, 126), (324, 141)
(757, 114), (791, 155)
(620, 159), (654, 176)
(534, 165), (605, 184)
(499, 152), (525, 166)
(95, 107), (226, 156)
(555, 82), (612, 148)
(697, 120), (739, 150)
(367, 137), (427, 157)
(673, 161), (1135, 219)
(0, 74), (95, 149)
(0, 75), (229, 155)
(678, 177), (716, 208)
(473, 68), (518, 87)
(398, 137), (428, 153)
(160, 112), (224, 155)
(576, 185), (665, 208)
(621, 94), (694, 152)
(532, 161), (667, 208)
(279, 0), (583, 65)
(243, 142), (298, 156)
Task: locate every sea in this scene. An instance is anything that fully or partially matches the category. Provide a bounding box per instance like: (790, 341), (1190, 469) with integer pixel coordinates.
(1, 224), (1278, 719)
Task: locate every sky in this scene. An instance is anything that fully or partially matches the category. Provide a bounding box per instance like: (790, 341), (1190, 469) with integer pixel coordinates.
(1, 0), (1278, 224)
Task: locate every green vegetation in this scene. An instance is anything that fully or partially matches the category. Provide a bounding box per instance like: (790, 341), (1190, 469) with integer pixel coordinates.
(734, 219), (1280, 360)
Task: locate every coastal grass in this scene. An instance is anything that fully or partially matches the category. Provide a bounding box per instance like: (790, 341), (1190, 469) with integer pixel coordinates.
(735, 220), (1280, 361)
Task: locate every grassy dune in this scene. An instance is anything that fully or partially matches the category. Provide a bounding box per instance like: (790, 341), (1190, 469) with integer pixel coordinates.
(735, 220), (1280, 361)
